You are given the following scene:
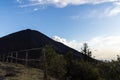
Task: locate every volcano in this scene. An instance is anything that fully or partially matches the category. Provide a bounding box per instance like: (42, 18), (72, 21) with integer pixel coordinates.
(0, 29), (93, 61)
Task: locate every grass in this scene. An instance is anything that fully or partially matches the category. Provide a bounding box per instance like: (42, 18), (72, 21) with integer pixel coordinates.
(0, 61), (56, 80)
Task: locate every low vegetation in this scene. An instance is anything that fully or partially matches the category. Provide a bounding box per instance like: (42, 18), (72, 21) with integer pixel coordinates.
(0, 44), (120, 80)
(0, 62), (56, 80)
(42, 45), (120, 80)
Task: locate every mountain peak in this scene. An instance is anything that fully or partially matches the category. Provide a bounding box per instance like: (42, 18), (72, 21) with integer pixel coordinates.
(19, 29), (35, 33)
(25, 29), (32, 31)
(0, 29), (93, 61)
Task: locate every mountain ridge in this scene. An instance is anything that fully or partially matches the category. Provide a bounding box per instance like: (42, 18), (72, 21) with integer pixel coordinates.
(0, 29), (94, 61)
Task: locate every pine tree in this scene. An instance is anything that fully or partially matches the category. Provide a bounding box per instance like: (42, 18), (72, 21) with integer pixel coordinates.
(81, 43), (92, 57)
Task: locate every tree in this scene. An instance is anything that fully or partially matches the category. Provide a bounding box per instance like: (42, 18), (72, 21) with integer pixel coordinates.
(81, 43), (92, 57)
(70, 61), (101, 80)
(64, 51), (74, 79)
(117, 55), (120, 61)
(43, 45), (66, 79)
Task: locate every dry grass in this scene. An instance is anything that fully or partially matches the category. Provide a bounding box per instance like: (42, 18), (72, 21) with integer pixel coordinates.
(0, 62), (56, 80)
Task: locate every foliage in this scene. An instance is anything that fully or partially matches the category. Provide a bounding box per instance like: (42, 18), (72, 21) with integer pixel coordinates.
(97, 59), (120, 80)
(43, 45), (66, 79)
(42, 45), (120, 80)
(81, 43), (92, 57)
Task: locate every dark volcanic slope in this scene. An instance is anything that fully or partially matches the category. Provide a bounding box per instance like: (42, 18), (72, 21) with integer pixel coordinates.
(0, 29), (92, 60)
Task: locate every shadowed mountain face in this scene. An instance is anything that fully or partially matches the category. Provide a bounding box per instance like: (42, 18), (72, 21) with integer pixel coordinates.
(0, 29), (92, 60)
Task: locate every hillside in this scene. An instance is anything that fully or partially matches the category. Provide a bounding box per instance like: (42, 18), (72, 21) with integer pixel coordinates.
(0, 29), (93, 61)
(1, 29), (119, 80)
(0, 61), (56, 80)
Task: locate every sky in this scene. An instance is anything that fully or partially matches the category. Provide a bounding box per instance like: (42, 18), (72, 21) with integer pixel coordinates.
(0, 0), (120, 60)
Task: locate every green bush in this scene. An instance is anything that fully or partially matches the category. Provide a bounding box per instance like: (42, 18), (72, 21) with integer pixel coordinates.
(42, 46), (120, 80)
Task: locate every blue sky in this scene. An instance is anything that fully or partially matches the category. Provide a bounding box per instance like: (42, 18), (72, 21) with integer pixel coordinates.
(0, 0), (120, 60)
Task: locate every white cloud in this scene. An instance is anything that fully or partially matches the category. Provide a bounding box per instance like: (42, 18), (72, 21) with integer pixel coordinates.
(70, 1), (120, 20)
(107, 2), (120, 16)
(33, 8), (39, 11)
(17, 0), (119, 8)
(17, 0), (120, 17)
(89, 36), (120, 60)
(52, 36), (83, 51)
(16, 0), (22, 3)
(52, 35), (120, 60)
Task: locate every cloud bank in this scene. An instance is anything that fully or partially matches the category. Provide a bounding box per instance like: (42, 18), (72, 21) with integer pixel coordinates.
(52, 36), (83, 50)
(18, 0), (119, 8)
(107, 2), (120, 16)
(17, 0), (120, 17)
(52, 35), (120, 60)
